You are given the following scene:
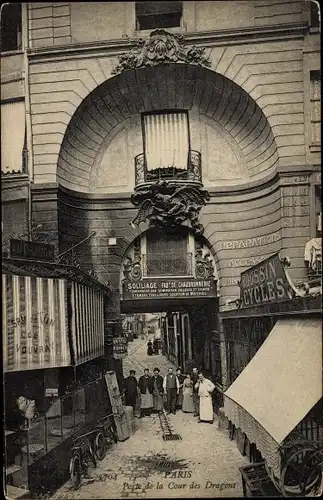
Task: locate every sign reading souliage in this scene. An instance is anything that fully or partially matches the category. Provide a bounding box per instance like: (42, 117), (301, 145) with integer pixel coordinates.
(239, 253), (293, 308)
(123, 278), (217, 300)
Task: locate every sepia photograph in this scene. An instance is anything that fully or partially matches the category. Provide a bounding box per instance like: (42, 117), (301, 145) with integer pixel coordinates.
(1, 1), (322, 499)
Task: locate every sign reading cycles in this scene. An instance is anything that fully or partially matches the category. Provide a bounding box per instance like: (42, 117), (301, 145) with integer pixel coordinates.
(239, 253), (293, 308)
(123, 278), (217, 300)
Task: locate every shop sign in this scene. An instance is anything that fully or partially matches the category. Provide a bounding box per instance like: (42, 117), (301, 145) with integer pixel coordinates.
(3, 274), (71, 372)
(123, 278), (217, 300)
(239, 253), (293, 308)
(10, 239), (55, 262)
(45, 388), (59, 397)
(113, 337), (128, 359)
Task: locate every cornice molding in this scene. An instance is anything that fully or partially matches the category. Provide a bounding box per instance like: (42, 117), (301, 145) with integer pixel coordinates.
(26, 22), (309, 63)
(1, 172), (29, 182)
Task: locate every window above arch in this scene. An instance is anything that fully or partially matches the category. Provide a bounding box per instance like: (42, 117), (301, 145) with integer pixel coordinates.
(135, 2), (183, 30)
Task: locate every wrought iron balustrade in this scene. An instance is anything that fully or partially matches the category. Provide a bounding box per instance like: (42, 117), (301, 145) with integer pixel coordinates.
(134, 150), (202, 185)
(142, 253), (193, 277)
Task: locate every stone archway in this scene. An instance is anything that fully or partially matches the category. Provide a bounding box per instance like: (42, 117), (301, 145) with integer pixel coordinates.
(56, 62), (278, 193)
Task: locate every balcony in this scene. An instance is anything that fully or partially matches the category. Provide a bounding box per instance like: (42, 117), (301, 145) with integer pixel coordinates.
(142, 253), (193, 277)
(134, 150), (202, 186)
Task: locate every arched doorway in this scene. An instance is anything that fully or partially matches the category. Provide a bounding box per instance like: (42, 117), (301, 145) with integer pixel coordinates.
(119, 227), (219, 372)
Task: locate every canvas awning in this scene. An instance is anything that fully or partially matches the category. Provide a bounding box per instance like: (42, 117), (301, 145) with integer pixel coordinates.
(224, 317), (322, 476)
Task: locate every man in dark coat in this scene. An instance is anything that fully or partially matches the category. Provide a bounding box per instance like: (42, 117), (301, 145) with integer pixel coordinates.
(153, 338), (159, 355)
(138, 368), (154, 417)
(191, 367), (200, 417)
(124, 370), (138, 412)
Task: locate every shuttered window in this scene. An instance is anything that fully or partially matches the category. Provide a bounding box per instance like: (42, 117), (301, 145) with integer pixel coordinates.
(143, 112), (189, 170)
(1, 100), (26, 173)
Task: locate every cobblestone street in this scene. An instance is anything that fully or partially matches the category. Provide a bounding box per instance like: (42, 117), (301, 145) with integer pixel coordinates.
(55, 337), (248, 499)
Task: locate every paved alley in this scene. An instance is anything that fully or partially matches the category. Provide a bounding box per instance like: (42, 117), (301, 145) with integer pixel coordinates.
(54, 337), (248, 499)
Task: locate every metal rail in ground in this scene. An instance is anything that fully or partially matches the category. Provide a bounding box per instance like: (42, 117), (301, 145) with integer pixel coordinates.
(158, 411), (182, 441)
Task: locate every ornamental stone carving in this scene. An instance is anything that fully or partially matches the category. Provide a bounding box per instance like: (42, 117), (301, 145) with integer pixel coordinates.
(112, 29), (211, 75)
(123, 238), (142, 281)
(195, 241), (215, 279)
(130, 181), (210, 236)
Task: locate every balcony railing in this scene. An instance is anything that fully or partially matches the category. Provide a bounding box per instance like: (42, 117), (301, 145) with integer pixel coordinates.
(142, 253), (193, 277)
(134, 150), (202, 185)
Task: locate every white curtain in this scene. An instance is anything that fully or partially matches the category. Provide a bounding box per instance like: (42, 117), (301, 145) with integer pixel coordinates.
(144, 112), (189, 170)
(1, 100), (26, 173)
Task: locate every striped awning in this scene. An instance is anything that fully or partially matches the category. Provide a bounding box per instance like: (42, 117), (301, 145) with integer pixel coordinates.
(3, 274), (71, 372)
(70, 281), (105, 365)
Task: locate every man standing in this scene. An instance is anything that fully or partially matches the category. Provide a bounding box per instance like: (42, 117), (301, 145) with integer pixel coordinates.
(152, 368), (164, 413)
(176, 367), (185, 409)
(138, 369), (153, 417)
(194, 373), (215, 424)
(163, 367), (179, 415)
(153, 338), (159, 355)
(123, 370), (138, 413)
(191, 367), (199, 417)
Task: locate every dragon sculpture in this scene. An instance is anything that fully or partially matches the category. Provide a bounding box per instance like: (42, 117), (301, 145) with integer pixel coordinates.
(130, 181), (210, 236)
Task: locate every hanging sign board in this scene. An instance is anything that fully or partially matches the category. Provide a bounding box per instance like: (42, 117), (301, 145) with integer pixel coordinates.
(123, 278), (217, 300)
(45, 388), (59, 397)
(239, 253), (293, 308)
(112, 337), (128, 359)
(10, 239), (55, 262)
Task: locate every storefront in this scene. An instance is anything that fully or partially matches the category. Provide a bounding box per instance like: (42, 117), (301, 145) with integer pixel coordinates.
(220, 253), (322, 495)
(3, 252), (112, 496)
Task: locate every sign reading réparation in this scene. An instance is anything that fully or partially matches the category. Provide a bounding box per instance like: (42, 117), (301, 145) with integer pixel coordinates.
(239, 253), (293, 308)
(222, 232), (281, 250)
(123, 278), (217, 300)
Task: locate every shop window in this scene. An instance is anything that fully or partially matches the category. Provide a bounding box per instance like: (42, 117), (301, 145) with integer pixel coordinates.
(310, 71), (321, 145)
(0, 3), (22, 52)
(136, 2), (182, 30)
(143, 111), (189, 172)
(310, 1), (320, 28)
(146, 229), (189, 276)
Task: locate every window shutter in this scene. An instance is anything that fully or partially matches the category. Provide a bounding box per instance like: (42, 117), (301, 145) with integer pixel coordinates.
(144, 112), (189, 170)
(1, 100), (26, 173)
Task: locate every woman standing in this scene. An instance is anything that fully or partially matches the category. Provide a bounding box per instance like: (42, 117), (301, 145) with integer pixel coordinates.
(182, 374), (194, 413)
(176, 367), (185, 409)
(152, 368), (164, 413)
(138, 369), (154, 417)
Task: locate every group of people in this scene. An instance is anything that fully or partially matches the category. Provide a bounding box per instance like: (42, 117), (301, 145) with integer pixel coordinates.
(147, 338), (161, 356)
(123, 366), (216, 423)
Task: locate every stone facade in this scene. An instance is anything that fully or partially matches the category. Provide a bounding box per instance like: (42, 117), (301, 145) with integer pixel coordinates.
(1, 1), (321, 313)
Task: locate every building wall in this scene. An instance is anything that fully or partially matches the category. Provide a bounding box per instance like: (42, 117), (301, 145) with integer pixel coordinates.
(28, 35), (307, 187)
(1, 1), (320, 312)
(27, 1), (308, 48)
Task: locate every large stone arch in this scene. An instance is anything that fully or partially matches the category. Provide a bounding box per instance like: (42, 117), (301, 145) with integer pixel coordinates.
(56, 63), (278, 193)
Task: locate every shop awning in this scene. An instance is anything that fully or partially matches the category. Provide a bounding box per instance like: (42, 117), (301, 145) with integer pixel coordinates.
(224, 317), (322, 474)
